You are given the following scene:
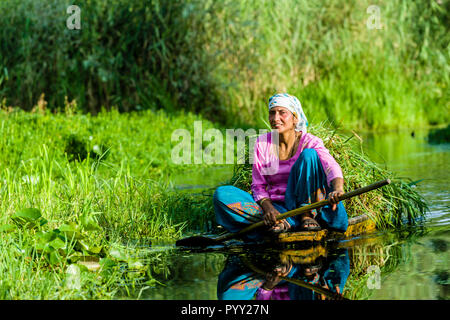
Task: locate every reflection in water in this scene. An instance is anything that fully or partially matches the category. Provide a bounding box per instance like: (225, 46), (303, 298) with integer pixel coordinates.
(217, 246), (349, 300)
(135, 129), (448, 300)
(129, 226), (448, 300)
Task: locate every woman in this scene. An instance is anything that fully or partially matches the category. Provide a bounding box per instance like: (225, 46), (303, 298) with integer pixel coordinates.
(214, 93), (348, 239)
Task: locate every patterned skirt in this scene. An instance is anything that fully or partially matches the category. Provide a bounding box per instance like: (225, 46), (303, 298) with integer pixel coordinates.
(214, 148), (348, 240)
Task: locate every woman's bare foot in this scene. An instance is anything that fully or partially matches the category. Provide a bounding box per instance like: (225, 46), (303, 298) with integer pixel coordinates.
(300, 213), (321, 231)
(269, 220), (291, 234)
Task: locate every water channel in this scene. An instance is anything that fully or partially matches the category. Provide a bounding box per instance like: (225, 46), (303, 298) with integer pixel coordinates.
(134, 129), (449, 300)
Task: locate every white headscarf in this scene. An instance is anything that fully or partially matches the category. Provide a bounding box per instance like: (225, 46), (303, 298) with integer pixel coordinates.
(268, 93), (308, 132)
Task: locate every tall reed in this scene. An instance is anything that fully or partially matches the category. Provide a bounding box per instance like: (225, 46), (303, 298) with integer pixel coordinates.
(0, 0), (447, 129)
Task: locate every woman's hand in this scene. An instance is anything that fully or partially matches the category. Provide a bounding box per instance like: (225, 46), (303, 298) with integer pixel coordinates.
(262, 262), (292, 291)
(329, 178), (345, 211)
(328, 190), (344, 211)
(262, 272), (282, 290)
(263, 206), (280, 227)
(259, 199), (280, 227)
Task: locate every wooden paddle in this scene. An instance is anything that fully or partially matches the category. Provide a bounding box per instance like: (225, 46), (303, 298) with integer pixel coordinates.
(176, 179), (390, 247)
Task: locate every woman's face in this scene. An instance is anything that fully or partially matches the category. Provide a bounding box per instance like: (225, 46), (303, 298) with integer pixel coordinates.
(269, 106), (297, 133)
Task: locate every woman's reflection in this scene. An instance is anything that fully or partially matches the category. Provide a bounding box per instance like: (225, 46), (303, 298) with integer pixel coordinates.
(217, 247), (350, 300)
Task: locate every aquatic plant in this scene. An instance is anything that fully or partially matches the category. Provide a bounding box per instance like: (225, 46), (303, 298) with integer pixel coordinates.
(341, 237), (403, 299)
(0, 208), (125, 299)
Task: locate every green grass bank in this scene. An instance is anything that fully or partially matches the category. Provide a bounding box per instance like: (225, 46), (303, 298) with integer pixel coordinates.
(0, 108), (429, 298)
(0, 107), (219, 298)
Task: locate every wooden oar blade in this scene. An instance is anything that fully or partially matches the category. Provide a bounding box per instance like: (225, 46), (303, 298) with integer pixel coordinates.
(175, 235), (221, 247)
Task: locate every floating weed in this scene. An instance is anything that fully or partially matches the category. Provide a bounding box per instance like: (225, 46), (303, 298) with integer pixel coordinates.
(11, 208), (47, 229)
(0, 208), (166, 298)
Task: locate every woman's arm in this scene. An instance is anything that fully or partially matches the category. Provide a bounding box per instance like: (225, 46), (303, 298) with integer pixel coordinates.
(251, 136), (270, 201)
(251, 133), (283, 226)
(252, 166), (280, 226)
(329, 177), (345, 211)
(251, 164), (270, 201)
(310, 137), (344, 211)
(331, 177), (344, 192)
(252, 139), (281, 226)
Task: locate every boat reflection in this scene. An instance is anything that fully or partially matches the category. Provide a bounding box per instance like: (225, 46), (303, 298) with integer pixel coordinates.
(217, 244), (350, 300)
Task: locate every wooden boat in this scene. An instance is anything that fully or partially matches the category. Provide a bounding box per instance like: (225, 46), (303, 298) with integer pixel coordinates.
(275, 214), (377, 243)
(176, 214), (378, 248)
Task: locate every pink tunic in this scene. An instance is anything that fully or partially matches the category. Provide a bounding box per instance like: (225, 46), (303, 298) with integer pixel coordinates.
(256, 285), (290, 300)
(251, 131), (343, 203)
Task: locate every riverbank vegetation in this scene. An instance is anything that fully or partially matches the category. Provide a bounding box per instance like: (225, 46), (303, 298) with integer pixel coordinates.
(0, 0), (448, 129)
(0, 107), (214, 298)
